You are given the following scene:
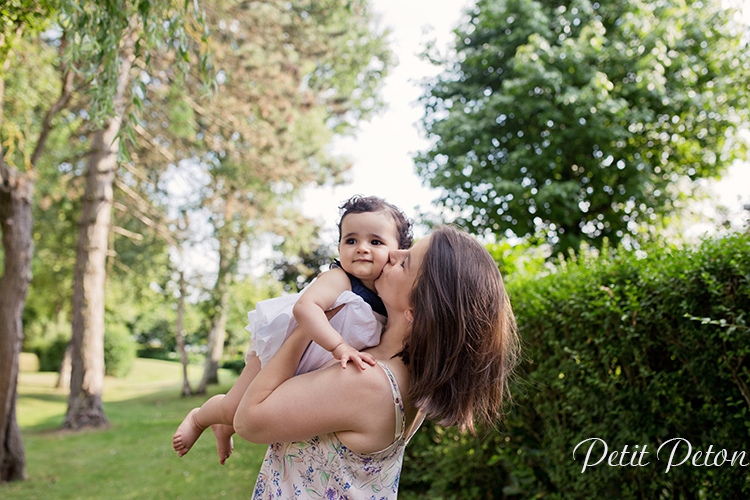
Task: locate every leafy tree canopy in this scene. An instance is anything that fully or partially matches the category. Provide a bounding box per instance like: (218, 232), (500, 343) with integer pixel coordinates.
(58, 0), (212, 145)
(0, 0), (56, 67)
(416, 0), (750, 254)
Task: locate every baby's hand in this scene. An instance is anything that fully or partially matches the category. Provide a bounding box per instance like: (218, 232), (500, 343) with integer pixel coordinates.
(331, 342), (377, 370)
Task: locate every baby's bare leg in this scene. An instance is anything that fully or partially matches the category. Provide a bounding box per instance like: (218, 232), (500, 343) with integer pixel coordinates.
(172, 355), (262, 462)
(210, 424), (235, 465)
(209, 355), (261, 463)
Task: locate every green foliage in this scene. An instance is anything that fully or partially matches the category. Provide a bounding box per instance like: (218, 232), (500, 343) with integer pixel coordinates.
(401, 232), (750, 499)
(223, 276), (285, 355)
(221, 357), (246, 375)
(295, 0), (393, 133)
(0, 0), (56, 67)
(22, 122), (85, 329)
(104, 266), (179, 357)
(401, 423), (513, 500)
(36, 335), (68, 373)
(25, 316), (70, 372)
(59, 0), (212, 137)
(0, 30), (63, 172)
(272, 227), (336, 293)
(416, 0), (750, 255)
(485, 239), (547, 280)
(103, 323), (136, 378)
(165, 80), (196, 139)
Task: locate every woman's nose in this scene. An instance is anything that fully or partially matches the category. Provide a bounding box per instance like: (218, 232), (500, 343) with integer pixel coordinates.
(388, 249), (407, 264)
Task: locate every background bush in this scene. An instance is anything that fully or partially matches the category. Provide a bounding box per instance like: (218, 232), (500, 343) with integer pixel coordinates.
(35, 334), (69, 372)
(401, 232), (750, 499)
(104, 323), (137, 378)
(26, 316), (71, 372)
(222, 357), (247, 375)
(26, 316), (138, 378)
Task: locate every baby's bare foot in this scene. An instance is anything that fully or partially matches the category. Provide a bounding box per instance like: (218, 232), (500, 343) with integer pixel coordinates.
(211, 424), (235, 465)
(172, 408), (206, 457)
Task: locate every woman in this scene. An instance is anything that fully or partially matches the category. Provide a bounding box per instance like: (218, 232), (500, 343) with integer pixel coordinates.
(234, 225), (519, 499)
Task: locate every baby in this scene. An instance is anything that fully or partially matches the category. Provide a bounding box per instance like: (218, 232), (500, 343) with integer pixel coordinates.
(172, 195), (412, 463)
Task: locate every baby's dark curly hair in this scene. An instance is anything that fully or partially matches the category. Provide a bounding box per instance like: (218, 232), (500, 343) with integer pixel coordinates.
(337, 195), (413, 249)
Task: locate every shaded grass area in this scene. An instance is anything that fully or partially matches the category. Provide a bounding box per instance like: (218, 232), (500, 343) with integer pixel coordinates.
(6, 358), (268, 499)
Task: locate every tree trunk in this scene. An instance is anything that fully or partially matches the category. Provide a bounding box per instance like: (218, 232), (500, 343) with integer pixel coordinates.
(0, 165), (32, 483)
(55, 342), (72, 391)
(197, 277), (230, 392)
(1, 40), (72, 480)
(174, 270), (192, 397)
(196, 224), (238, 394)
(63, 45), (133, 430)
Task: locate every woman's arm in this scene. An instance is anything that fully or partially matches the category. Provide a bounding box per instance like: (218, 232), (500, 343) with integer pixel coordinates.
(233, 327), (395, 452)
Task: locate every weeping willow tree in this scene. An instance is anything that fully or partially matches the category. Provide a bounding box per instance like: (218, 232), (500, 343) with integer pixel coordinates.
(0, 2), (212, 458)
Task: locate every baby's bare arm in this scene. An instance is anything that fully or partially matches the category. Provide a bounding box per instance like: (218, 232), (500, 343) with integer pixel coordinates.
(293, 268), (353, 353)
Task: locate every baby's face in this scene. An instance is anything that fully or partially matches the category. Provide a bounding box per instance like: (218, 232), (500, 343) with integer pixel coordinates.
(338, 211), (400, 286)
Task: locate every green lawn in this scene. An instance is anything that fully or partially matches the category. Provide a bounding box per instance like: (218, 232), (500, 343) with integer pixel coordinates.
(5, 358), (268, 499)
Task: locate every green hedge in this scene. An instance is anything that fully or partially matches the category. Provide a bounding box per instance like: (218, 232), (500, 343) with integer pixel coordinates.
(28, 319), (136, 378)
(27, 316), (71, 372)
(104, 323), (136, 377)
(401, 233), (750, 499)
(34, 334), (69, 372)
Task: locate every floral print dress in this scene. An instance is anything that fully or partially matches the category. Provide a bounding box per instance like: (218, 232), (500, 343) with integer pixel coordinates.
(252, 363), (410, 500)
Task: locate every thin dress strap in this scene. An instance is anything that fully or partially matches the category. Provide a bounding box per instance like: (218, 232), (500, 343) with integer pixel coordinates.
(377, 362), (405, 442)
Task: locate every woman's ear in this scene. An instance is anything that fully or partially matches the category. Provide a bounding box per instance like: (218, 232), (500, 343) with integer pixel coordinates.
(404, 308), (414, 325)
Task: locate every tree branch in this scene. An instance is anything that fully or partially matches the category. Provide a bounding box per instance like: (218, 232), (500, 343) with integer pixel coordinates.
(111, 225), (144, 242)
(133, 123), (175, 162)
(112, 198), (177, 246)
(31, 37), (75, 167)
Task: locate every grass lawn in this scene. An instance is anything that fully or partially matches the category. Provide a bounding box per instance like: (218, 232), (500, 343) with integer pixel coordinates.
(5, 358), (269, 499)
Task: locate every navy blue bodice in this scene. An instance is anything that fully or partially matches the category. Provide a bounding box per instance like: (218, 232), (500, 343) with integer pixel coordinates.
(331, 260), (387, 317)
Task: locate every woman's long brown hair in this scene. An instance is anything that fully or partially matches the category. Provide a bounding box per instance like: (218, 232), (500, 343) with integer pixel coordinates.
(403, 226), (519, 433)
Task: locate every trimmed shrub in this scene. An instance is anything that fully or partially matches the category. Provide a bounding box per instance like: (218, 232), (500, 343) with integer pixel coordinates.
(26, 316), (71, 372)
(35, 334), (70, 372)
(401, 233), (750, 499)
(222, 357), (246, 375)
(137, 345), (175, 361)
(104, 323), (137, 377)
(19, 352), (40, 372)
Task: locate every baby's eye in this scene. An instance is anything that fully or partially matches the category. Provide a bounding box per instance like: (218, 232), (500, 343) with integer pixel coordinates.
(371, 239), (383, 246)
(345, 238), (356, 245)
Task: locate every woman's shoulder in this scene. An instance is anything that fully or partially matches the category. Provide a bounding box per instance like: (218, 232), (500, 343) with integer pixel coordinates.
(314, 357), (410, 412)
(357, 359), (417, 431)
(377, 359), (420, 432)
(377, 359), (409, 390)
(324, 359), (412, 453)
(331, 358), (400, 392)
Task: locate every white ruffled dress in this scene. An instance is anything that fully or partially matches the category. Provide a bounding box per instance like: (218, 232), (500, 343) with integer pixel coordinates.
(246, 289), (386, 375)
